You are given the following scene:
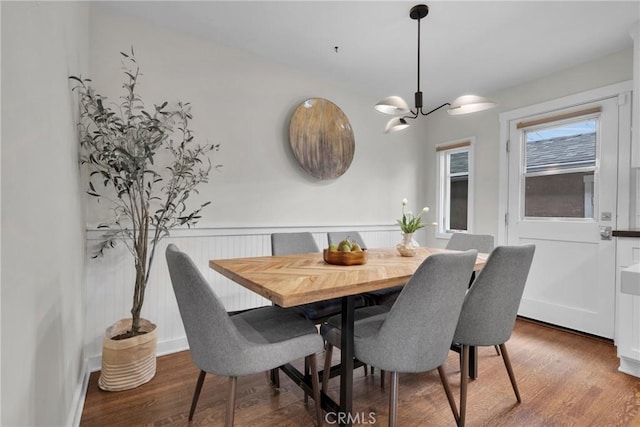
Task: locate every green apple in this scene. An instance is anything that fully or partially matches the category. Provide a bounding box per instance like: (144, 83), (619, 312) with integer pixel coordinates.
(328, 244), (338, 252)
(338, 239), (352, 251)
(339, 242), (352, 252)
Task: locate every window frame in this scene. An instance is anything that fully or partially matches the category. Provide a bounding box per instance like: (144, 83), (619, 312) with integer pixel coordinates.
(436, 137), (475, 239)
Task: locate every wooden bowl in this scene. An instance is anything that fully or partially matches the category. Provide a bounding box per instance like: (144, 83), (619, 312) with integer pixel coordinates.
(323, 249), (367, 266)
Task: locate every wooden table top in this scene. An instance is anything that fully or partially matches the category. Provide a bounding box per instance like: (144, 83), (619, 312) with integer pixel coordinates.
(210, 247), (487, 307)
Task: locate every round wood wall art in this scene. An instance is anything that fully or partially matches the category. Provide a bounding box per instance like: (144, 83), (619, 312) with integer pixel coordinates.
(289, 98), (355, 180)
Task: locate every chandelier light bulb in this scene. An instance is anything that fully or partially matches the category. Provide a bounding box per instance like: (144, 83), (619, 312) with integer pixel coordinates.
(375, 96), (411, 115)
(384, 117), (410, 134)
(447, 95), (497, 115)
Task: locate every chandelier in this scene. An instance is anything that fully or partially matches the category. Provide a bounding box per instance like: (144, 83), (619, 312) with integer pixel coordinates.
(375, 4), (497, 133)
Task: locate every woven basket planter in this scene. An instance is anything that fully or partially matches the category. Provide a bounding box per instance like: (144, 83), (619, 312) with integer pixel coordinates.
(98, 318), (157, 391)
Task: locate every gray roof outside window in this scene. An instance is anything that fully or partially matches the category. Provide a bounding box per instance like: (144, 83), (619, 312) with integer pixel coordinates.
(450, 152), (468, 174)
(526, 132), (595, 173)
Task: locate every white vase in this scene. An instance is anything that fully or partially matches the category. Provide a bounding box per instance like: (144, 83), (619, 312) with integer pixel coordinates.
(397, 232), (419, 257)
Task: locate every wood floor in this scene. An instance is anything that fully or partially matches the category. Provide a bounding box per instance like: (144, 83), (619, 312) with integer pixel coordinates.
(80, 318), (640, 426)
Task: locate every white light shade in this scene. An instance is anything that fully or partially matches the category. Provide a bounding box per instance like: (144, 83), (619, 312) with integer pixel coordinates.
(447, 95), (497, 115)
(384, 117), (410, 134)
(375, 96), (411, 115)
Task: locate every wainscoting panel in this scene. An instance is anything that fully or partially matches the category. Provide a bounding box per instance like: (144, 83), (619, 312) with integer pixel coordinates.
(85, 225), (406, 371)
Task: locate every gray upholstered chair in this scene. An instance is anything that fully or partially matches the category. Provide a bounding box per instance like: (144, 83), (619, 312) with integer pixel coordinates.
(453, 244), (535, 427)
(328, 231), (404, 308)
(446, 232), (498, 365)
(446, 232), (494, 254)
(321, 250), (479, 427)
(165, 244), (324, 426)
(272, 231), (322, 255)
(271, 232), (368, 323)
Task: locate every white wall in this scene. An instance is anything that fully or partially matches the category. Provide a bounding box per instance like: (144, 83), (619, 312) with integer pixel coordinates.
(630, 22), (640, 227)
(87, 5), (423, 231)
(417, 48), (634, 246)
(1, 2), (89, 426)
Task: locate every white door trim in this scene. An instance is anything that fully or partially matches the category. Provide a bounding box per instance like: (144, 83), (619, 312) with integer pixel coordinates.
(498, 80), (633, 245)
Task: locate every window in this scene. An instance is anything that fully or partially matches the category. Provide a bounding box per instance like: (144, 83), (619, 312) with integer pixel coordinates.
(520, 115), (598, 219)
(436, 138), (474, 236)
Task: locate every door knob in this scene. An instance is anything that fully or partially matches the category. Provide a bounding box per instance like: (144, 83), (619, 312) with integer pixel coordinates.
(600, 226), (612, 240)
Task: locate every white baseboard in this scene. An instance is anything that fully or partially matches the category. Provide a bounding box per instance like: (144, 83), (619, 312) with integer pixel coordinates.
(68, 358), (90, 427)
(619, 356), (640, 378)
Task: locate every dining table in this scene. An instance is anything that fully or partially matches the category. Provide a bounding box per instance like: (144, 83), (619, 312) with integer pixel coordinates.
(210, 246), (487, 426)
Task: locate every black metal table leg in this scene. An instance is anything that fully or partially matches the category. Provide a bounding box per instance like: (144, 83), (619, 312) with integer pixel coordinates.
(452, 343), (478, 379)
(338, 295), (355, 426)
(278, 295), (357, 425)
(469, 345), (478, 379)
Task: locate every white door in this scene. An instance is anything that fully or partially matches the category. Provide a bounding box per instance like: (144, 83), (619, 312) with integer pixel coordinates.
(505, 91), (629, 339)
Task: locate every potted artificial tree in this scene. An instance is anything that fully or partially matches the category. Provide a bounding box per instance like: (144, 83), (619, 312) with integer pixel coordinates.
(70, 49), (218, 391)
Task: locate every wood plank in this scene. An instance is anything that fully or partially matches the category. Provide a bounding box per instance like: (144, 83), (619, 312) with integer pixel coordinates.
(80, 318), (640, 426)
(210, 247), (487, 307)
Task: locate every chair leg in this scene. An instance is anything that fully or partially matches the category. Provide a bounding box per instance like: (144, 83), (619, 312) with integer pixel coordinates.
(308, 354), (324, 427)
(438, 365), (460, 426)
(304, 358), (310, 404)
(226, 376), (237, 427)
(189, 370), (207, 421)
(380, 369), (385, 389)
(459, 345), (470, 427)
(389, 371), (399, 427)
(494, 345), (501, 356)
(322, 344), (333, 392)
(499, 343), (522, 403)
(270, 368), (280, 389)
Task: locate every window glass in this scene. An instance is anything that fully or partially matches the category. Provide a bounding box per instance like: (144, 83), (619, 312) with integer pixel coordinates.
(448, 152), (469, 230)
(437, 141), (473, 235)
(523, 119), (596, 218)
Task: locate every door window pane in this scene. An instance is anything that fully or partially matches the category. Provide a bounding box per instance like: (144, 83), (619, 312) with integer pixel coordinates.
(523, 119), (596, 218)
(525, 171), (594, 218)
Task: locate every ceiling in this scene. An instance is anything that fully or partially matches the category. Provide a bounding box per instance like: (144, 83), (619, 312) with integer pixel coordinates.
(99, 1), (640, 107)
